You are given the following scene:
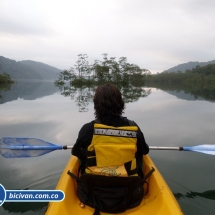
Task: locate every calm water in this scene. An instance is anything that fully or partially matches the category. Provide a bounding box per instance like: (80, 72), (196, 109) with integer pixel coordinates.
(0, 81), (215, 215)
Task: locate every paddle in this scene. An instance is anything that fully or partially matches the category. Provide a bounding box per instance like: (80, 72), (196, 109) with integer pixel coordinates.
(0, 137), (72, 158)
(1, 137), (215, 158)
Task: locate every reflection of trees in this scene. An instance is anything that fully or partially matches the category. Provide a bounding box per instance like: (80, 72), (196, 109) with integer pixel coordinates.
(145, 82), (215, 102)
(145, 64), (215, 102)
(0, 82), (14, 103)
(0, 81), (59, 104)
(174, 190), (215, 200)
(0, 65), (14, 102)
(56, 82), (151, 112)
(75, 87), (94, 112)
(58, 85), (77, 99)
(3, 201), (48, 213)
(0, 69), (14, 102)
(121, 84), (151, 103)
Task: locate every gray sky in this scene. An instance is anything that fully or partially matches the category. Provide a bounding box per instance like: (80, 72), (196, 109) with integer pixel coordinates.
(0, 0), (215, 73)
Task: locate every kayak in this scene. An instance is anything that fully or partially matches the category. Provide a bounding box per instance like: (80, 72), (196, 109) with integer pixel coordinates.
(45, 155), (184, 215)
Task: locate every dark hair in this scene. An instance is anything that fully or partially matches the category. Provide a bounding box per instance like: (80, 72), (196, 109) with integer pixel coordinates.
(93, 84), (125, 119)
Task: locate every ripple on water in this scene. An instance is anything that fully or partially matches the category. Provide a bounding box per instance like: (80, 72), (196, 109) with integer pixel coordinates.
(167, 178), (215, 215)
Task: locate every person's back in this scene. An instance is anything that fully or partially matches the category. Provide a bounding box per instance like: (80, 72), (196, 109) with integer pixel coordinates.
(71, 84), (150, 214)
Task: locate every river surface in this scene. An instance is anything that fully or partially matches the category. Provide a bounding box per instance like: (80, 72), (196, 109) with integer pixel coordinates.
(0, 81), (215, 215)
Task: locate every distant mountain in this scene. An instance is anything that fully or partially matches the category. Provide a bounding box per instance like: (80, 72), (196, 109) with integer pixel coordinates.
(0, 56), (61, 80)
(163, 60), (215, 73)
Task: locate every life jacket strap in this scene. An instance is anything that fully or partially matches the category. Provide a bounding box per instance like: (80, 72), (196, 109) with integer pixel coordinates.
(124, 160), (138, 175)
(86, 156), (97, 166)
(87, 150), (96, 156)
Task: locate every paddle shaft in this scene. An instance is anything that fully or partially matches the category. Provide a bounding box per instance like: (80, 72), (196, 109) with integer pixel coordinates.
(10, 145), (183, 151)
(1, 137), (215, 158)
(4, 145), (183, 151)
(3, 145), (74, 150)
(149, 146), (184, 151)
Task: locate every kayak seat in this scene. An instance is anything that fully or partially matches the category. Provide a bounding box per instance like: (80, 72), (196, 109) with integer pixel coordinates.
(67, 167), (154, 215)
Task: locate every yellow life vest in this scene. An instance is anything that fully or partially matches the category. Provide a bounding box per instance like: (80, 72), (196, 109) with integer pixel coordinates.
(85, 123), (138, 177)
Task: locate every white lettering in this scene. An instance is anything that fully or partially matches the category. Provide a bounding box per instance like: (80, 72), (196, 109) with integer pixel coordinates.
(94, 129), (137, 137)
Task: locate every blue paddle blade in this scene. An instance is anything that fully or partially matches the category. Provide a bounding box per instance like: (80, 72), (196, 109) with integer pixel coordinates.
(183, 145), (215, 155)
(0, 137), (62, 158)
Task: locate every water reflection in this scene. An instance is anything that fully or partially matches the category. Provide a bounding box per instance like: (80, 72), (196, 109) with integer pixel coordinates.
(2, 80), (214, 110)
(56, 80), (215, 113)
(1, 81), (215, 215)
(2, 201), (48, 214)
(0, 82), (13, 103)
(175, 190), (215, 200)
(56, 82), (151, 112)
(0, 151), (70, 215)
(0, 81), (59, 104)
(145, 82), (215, 102)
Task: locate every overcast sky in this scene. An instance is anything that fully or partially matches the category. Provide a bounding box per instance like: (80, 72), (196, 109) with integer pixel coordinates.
(0, 0), (215, 73)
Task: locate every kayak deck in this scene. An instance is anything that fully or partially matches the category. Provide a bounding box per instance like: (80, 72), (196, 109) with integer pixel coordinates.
(45, 155), (183, 215)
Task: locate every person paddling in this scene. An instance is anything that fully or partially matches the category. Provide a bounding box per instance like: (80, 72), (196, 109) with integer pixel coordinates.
(70, 83), (150, 214)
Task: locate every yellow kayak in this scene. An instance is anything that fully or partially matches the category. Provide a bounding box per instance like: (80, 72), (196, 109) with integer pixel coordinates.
(45, 155), (183, 215)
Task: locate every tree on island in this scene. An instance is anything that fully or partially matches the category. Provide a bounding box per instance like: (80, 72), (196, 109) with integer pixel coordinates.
(0, 63), (14, 84)
(55, 54), (151, 86)
(0, 64), (14, 101)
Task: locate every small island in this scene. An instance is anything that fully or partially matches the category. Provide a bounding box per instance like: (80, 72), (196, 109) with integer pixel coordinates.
(54, 54), (152, 112)
(55, 54), (151, 87)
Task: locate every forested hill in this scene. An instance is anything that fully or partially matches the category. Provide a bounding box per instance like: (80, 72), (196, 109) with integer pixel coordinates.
(163, 60), (215, 73)
(0, 56), (61, 80)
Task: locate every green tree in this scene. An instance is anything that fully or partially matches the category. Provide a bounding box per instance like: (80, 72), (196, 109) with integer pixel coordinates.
(75, 54), (90, 78)
(0, 73), (14, 84)
(92, 54), (149, 83)
(55, 53), (150, 87)
(0, 68), (14, 101)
